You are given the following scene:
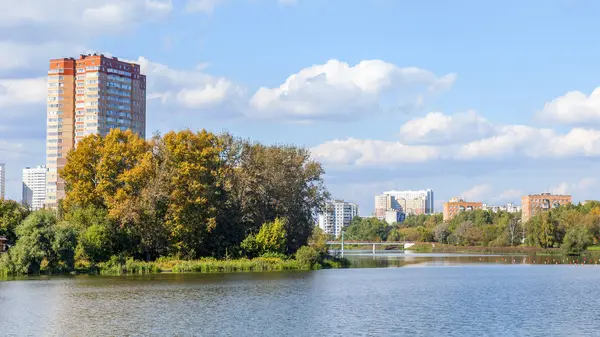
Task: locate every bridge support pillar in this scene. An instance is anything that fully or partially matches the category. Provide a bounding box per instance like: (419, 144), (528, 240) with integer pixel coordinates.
(373, 243), (375, 254)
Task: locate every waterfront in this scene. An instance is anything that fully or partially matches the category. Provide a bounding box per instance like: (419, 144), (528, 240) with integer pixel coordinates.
(2, 253), (600, 336)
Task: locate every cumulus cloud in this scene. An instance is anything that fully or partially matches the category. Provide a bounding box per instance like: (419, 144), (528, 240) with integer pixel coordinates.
(134, 57), (246, 110)
(550, 177), (598, 195)
(0, 78), (46, 108)
(249, 59), (456, 121)
(460, 184), (493, 201)
(185, 0), (225, 13)
(311, 138), (440, 167)
(538, 87), (600, 125)
(0, 0), (172, 35)
(399, 110), (496, 144)
(313, 113), (600, 168)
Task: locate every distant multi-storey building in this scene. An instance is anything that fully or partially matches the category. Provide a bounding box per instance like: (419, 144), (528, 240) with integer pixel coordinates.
(22, 166), (48, 210)
(375, 189), (434, 220)
(384, 210), (404, 224)
(482, 202), (521, 213)
(443, 197), (483, 221)
(383, 189), (434, 215)
(45, 54), (146, 208)
(0, 163), (5, 199)
(318, 200), (359, 237)
(521, 193), (572, 222)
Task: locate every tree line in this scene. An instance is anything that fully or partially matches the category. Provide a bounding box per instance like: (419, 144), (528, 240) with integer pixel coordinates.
(1, 129), (330, 274)
(343, 201), (600, 254)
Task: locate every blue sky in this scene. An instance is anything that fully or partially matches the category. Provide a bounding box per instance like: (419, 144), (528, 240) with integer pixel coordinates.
(2, 0), (600, 214)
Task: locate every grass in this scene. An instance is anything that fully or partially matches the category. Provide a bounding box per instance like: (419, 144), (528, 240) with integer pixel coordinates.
(587, 245), (600, 251)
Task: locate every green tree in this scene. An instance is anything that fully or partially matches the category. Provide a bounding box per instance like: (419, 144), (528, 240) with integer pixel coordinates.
(241, 218), (288, 257)
(76, 224), (113, 264)
(562, 224), (593, 254)
(7, 211), (76, 274)
(0, 200), (29, 243)
(434, 223), (451, 243)
(346, 217), (390, 241)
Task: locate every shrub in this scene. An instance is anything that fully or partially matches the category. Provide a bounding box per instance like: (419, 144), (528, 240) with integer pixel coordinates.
(295, 246), (319, 269)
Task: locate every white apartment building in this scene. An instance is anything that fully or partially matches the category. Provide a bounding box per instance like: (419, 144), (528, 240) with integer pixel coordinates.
(482, 202), (522, 213)
(0, 163), (5, 199)
(377, 189), (435, 216)
(318, 200), (359, 237)
(22, 166), (48, 210)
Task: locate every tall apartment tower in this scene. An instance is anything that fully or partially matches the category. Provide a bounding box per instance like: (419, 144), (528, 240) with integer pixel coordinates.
(22, 165), (48, 210)
(318, 200), (359, 237)
(45, 54), (146, 208)
(0, 163), (5, 199)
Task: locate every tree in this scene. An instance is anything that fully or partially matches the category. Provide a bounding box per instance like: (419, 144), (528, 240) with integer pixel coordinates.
(0, 200), (30, 243)
(220, 135), (328, 254)
(346, 217), (390, 241)
(434, 223), (451, 243)
(241, 218), (287, 257)
(507, 218), (520, 246)
(8, 211), (76, 274)
(60, 134), (105, 210)
(562, 225), (593, 254)
(76, 224), (113, 264)
(255, 218), (287, 254)
(161, 130), (224, 258)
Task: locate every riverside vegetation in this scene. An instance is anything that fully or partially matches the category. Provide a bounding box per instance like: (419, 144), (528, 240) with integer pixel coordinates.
(342, 201), (600, 255)
(0, 129), (348, 276)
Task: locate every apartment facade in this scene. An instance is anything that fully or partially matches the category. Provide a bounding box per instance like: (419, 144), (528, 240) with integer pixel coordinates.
(482, 202), (521, 213)
(22, 165), (48, 210)
(521, 193), (572, 222)
(318, 200), (359, 237)
(45, 54), (146, 208)
(443, 197), (483, 221)
(0, 163), (5, 199)
(383, 189), (434, 215)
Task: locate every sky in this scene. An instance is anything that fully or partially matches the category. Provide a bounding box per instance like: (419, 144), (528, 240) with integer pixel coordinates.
(2, 0), (600, 215)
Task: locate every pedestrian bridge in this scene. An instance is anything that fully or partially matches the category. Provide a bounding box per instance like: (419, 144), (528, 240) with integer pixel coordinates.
(326, 241), (415, 255)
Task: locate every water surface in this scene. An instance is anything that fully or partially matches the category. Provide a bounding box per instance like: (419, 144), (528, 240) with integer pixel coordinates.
(1, 253), (599, 336)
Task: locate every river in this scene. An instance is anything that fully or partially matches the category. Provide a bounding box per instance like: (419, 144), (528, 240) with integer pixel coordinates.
(1, 252), (600, 336)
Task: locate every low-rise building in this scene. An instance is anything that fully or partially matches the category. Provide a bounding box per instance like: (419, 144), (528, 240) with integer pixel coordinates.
(521, 193), (572, 222)
(443, 197), (483, 221)
(482, 202), (521, 213)
(318, 200), (359, 237)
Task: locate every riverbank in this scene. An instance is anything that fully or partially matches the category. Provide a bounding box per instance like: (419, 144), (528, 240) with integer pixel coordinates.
(405, 243), (562, 254)
(1, 255), (351, 277)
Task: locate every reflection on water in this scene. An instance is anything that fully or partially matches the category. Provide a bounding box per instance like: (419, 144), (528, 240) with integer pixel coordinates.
(2, 253), (600, 336)
(342, 250), (600, 268)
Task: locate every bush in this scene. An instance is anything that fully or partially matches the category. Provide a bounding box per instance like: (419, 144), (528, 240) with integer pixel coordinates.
(260, 252), (288, 259)
(562, 225), (593, 255)
(295, 246), (319, 269)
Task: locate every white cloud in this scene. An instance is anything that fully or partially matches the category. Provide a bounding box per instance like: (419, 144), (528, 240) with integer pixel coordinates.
(0, 0), (172, 32)
(134, 57), (245, 109)
(0, 78), (46, 108)
(0, 42), (86, 73)
(185, 0), (225, 13)
(249, 59), (456, 121)
(538, 87), (600, 125)
(399, 110), (496, 144)
(312, 112), (600, 168)
(550, 177), (598, 195)
(495, 189), (523, 202)
(311, 138), (440, 167)
(460, 184), (493, 201)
